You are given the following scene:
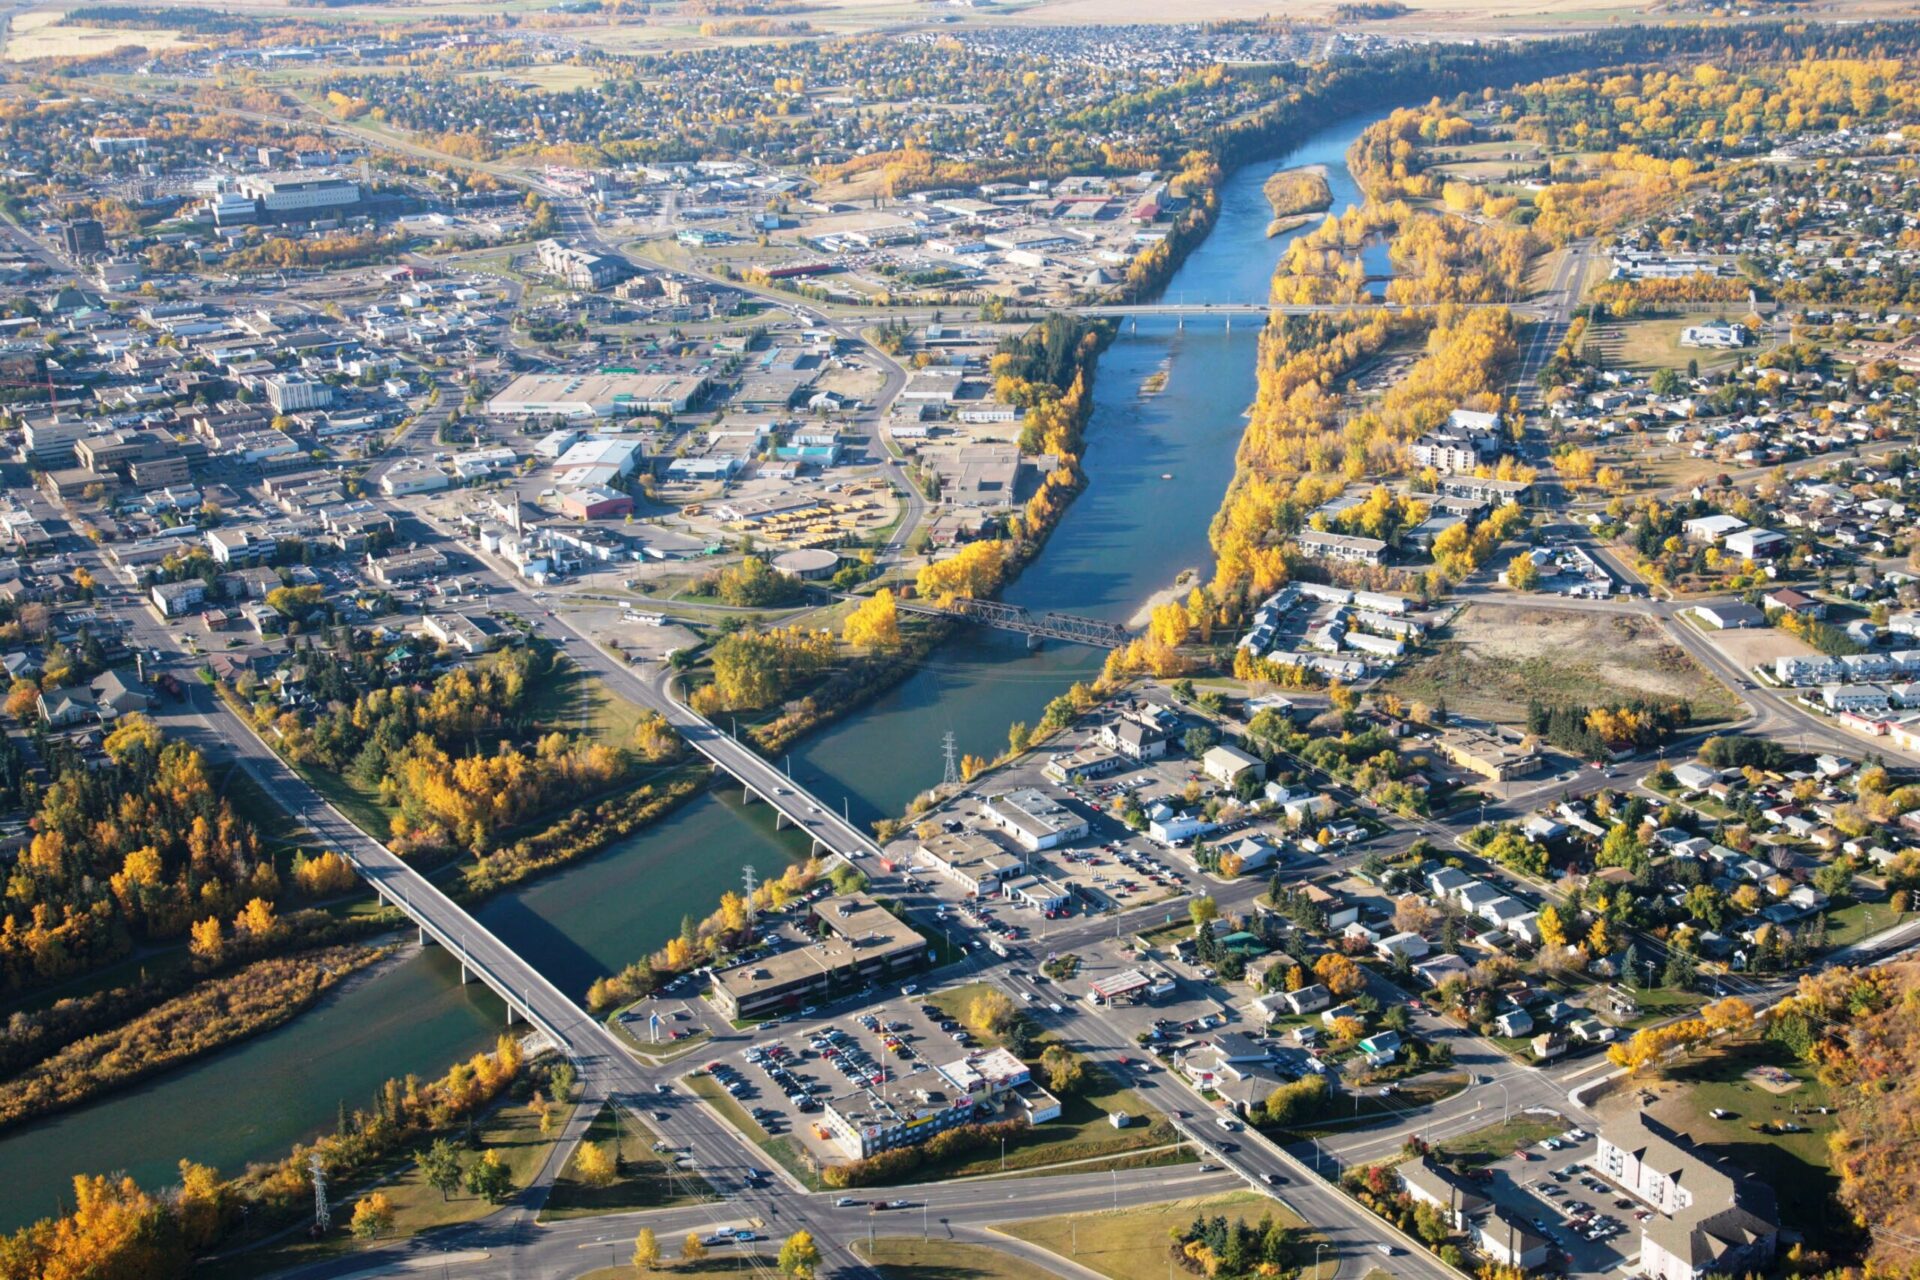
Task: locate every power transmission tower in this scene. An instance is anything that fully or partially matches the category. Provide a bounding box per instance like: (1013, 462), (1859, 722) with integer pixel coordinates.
(941, 731), (959, 788)
(309, 1151), (331, 1235)
(741, 863), (758, 919)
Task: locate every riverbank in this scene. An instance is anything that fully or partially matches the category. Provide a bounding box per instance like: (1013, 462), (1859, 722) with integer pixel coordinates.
(0, 943), (392, 1136)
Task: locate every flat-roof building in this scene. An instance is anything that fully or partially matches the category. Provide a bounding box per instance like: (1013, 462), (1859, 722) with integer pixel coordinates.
(709, 892), (926, 1021)
(915, 831), (1023, 896)
(488, 371), (708, 419)
(983, 788), (1088, 851)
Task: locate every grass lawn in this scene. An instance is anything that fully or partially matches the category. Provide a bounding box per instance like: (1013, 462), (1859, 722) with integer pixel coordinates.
(1620, 984), (1708, 1029)
(1643, 1036), (1838, 1242)
(1433, 1115), (1567, 1165)
(200, 1092), (570, 1280)
(1001, 1191), (1328, 1280)
(528, 652), (651, 748)
(543, 1103), (714, 1220)
(685, 1073), (824, 1191)
(857, 1238), (1058, 1280)
(1291, 1073), (1470, 1138)
(1824, 898), (1913, 948)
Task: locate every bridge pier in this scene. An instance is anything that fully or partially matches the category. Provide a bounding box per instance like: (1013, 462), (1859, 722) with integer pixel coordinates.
(774, 810), (789, 831)
(418, 926), (434, 949)
(459, 963), (473, 986)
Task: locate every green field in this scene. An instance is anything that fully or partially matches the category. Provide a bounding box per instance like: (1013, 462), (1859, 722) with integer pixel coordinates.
(1001, 1191), (1327, 1280)
(201, 1092), (572, 1280)
(1643, 1037), (1838, 1241)
(858, 1238), (1058, 1280)
(543, 1103), (713, 1220)
(1432, 1115), (1567, 1164)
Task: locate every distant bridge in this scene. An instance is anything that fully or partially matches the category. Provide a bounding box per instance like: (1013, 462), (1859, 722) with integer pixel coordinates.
(897, 595), (1133, 648)
(1073, 300), (1536, 319)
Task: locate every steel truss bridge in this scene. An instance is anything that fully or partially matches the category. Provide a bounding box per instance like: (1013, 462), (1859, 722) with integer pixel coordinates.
(897, 595), (1132, 648)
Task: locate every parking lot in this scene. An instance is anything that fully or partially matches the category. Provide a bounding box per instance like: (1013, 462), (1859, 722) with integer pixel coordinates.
(1469, 1127), (1641, 1277)
(690, 991), (1001, 1168)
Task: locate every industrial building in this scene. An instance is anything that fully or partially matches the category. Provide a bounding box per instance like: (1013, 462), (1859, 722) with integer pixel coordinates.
(487, 371), (709, 419)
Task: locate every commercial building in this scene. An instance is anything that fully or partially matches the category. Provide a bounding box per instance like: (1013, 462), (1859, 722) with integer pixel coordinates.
(915, 831), (1023, 897)
(487, 371), (708, 418)
(708, 892), (927, 1021)
(367, 546), (449, 585)
(1400, 1157), (1491, 1228)
(822, 1046), (1056, 1160)
(1436, 727), (1543, 781)
(983, 788), (1088, 852)
(1201, 743), (1266, 788)
(1595, 1113), (1778, 1280)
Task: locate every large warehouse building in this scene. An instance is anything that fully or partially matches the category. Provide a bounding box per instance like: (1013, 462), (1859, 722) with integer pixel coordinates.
(487, 371), (709, 419)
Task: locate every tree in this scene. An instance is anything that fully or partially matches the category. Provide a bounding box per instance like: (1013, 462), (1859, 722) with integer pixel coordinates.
(682, 1232), (709, 1263)
(1189, 896), (1220, 930)
(1537, 904), (1567, 949)
(1314, 952), (1366, 997)
(419, 1137), (464, 1201)
(778, 1230), (822, 1279)
(1040, 1043), (1088, 1094)
(1505, 551), (1540, 591)
(1183, 725), (1221, 758)
(350, 1192), (394, 1239)
(633, 1227), (662, 1272)
(966, 989), (1022, 1042)
(466, 1148), (513, 1202)
(842, 589), (902, 650)
(575, 1140), (618, 1188)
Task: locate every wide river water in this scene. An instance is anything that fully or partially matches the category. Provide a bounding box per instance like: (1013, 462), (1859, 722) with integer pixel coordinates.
(0, 109), (1387, 1232)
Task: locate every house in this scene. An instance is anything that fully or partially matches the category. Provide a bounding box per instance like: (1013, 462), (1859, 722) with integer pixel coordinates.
(1201, 743), (1265, 788)
(1596, 1113), (1779, 1280)
(1478, 1211), (1551, 1270)
(1400, 1158), (1491, 1228)
(1670, 763), (1720, 793)
(1282, 984), (1331, 1016)
(38, 685), (97, 727)
(1763, 587), (1824, 619)
(1356, 1030), (1402, 1066)
(1412, 953), (1470, 988)
(1375, 931), (1431, 962)
(91, 670), (149, 720)
(1218, 835), (1280, 875)
(1494, 1008), (1535, 1038)
(1531, 1030), (1568, 1061)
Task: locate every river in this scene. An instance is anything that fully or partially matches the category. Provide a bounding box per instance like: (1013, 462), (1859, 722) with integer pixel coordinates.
(0, 108), (1386, 1234)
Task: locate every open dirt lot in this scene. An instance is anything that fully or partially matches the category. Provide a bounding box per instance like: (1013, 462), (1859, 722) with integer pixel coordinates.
(1697, 624), (1819, 669)
(5, 10), (201, 59)
(1382, 604), (1740, 725)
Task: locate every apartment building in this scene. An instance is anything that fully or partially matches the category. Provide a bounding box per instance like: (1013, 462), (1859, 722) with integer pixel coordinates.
(1594, 1114), (1778, 1280)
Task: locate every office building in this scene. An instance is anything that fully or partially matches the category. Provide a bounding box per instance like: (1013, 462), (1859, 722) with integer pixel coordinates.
(708, 893), (926, 1021)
